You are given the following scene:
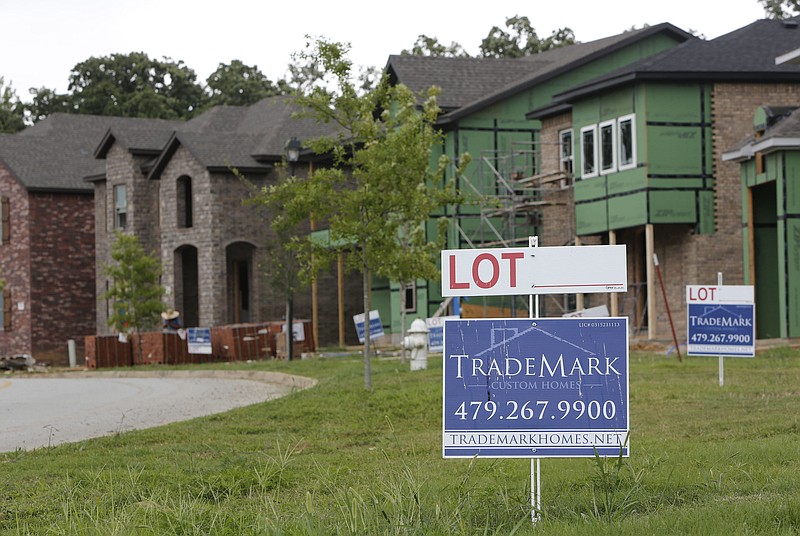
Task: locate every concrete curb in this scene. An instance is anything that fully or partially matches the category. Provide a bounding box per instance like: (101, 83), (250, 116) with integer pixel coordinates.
(29, 369), (318, 391)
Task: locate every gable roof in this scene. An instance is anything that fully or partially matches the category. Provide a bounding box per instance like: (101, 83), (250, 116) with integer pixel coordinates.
(0, 114), (177, 193)
(148, 95), (338, 179)
(723, 106), (800, 161)
(532, 16), (800, 113)
(386, 23), (694, 126)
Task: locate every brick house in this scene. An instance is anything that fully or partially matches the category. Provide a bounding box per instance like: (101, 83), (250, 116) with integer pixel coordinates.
(0, 114), (176, 362)
(90, 96), (363, 346)
(526, 16), (800, 339)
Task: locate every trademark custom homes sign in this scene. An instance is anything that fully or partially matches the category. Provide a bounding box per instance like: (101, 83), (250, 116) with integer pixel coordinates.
(442, 318), (629, 458)
(686, 285), (755, 357)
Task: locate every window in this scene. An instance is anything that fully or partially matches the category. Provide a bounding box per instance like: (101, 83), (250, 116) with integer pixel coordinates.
(580, 125), (598, 178)
(1, 287), (10, 331)
(599, 120), (617, 174)
(559, 129), (573, 175)
(402, 281), (417, 313)
(1, 195), (9, 244)
(113, 185), (127, 229)
(618, 114), (636, 170)
(177, 176), (193, 228)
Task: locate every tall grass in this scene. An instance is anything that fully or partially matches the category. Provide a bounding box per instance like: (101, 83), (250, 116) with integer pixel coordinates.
(2, 347), (799, 534)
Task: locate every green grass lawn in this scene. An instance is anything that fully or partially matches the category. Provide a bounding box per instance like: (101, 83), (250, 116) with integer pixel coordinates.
(2, 347), (799, 535)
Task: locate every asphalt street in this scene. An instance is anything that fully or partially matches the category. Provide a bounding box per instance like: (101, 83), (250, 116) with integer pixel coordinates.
(0, 371), (310, 452)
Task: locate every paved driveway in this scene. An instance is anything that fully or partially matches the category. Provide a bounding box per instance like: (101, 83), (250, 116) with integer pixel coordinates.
(0, 370), (314, 452)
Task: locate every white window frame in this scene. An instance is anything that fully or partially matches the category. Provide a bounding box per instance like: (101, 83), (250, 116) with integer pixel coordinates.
(617, 114), (637, 171)
(559, 128), (574, 176)
(402, 281), (417, 313)
(580, 125), (598, 179)
(599, 119), (617, 175)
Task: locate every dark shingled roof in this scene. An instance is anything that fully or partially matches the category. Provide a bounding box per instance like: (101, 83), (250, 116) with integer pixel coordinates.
(386, 23), (694, 125)
(724, 106), (800, 160)
(148, 95), (339, 179)
(545, 16), (800, 105)
(0, 114), (179, 192)
(386, 56), (525, 110)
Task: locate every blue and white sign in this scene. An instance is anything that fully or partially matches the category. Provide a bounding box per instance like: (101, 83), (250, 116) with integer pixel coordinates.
(187, 327), (212, 354)
(426, 315), (459, 352)
(442, 318), (629, 458)
(687, 285), (755, 357)
(353, 310), (385, 344)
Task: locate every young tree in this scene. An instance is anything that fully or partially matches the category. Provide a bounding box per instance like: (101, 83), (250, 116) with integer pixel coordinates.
(256, 39), (467, 388)
(103, 232), (165, 361)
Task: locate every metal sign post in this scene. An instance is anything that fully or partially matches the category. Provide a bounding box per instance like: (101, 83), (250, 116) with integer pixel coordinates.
(718, 272), (724, 386)
(530, 236), (540, 524)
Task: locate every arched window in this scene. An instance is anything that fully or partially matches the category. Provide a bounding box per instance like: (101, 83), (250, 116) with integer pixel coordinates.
(176, 176), (193, 228)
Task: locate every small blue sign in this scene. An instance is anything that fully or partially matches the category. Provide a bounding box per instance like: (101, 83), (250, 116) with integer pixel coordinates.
(426, 316), (459, 352)
(353, 310), (385, 344)
(188, 327), (212, 354)
(687, 303), (755, 356)
(442, 318), (629, 458)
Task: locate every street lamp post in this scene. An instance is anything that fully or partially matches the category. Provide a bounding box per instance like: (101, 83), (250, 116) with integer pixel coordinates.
(284, 137), (301, 361)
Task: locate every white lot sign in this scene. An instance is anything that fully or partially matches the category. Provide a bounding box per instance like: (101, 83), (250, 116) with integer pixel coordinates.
(441, 245), (627, 297)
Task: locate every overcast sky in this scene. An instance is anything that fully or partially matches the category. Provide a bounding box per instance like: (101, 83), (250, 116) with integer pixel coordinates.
(3, 0), (768, 102)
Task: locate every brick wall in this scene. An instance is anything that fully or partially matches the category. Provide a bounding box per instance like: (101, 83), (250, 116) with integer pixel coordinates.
(0, 165), (32, 356)
(647, 83), (800, 339)
(539, 112), (577, 248)
(28, 192), (95, 363)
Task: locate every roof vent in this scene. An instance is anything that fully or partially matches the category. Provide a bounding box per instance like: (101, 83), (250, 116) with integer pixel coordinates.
(782, 20), (799, 29)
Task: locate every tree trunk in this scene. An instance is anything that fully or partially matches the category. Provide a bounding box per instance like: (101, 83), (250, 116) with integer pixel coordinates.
(286, 297), (294, 361)
(362, 261), (372, 390)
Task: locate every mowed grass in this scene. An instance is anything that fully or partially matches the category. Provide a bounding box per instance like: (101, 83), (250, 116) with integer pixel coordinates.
(1, 346), (799, 535)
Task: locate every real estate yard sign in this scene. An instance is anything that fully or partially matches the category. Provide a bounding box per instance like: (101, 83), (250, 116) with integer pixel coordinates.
(442, 318), (629, 458)
(686, 285), (755, 357)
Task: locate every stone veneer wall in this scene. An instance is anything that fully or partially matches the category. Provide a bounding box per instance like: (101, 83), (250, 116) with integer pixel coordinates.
(95, 143), (162, 335)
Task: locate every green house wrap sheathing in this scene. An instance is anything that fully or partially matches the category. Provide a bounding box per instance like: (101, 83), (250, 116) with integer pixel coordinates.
(572, 83), (715, 235)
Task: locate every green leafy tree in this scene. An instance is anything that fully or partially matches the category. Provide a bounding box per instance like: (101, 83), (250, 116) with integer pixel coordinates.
(0, 78), (25, 133)
(256, 39), (467, 388)
(205, 60), (287, 108)
(402, 35), (470, 57)
(480, 15), (575, 57)
(760, 0), (800, 17)
(45, 52), (207, 120)
(26, 87), (73, 123)
(103, 232), (165, 360)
